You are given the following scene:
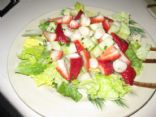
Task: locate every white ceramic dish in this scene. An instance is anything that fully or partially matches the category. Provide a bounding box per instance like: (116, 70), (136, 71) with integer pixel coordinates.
(8, 7), (156, 117)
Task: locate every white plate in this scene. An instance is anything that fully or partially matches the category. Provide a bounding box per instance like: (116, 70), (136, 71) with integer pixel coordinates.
(8, 7), (156, 117)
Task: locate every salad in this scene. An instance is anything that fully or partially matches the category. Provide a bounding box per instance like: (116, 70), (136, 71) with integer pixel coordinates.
(16, 2), (151, 108)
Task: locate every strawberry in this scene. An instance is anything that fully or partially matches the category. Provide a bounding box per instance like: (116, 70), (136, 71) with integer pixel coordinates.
(48, 17), (62, 24)
(121, 65), (136, 85)
(98, 60), (114, 75)
(104, 16), (113, 24)
(50, 50), (63, 61)
(69, 54), (83, 80)
(55, 23), (70, 44)
(90, 15), (104, 24)
(56, 59), (69, 80)
(102, 19), (110, 32)
(62, 15), (73, 24)
(74, 40), (85, 53)
(69, 20), (80, 29)
(43, 31), (56, 42)
(111, 33), (128, 53)
(74, 10), (84, 20)
(99, 45), (121, 61)
(80, 50), (90, 71)
(119, 52), (131, 65)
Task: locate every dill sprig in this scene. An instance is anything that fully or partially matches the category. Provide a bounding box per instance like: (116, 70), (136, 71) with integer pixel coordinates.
(113, 98), (128, 108)
(129, 19), (137, 25)
(88, 96), (105, 109)
(130, 26), (145, 36)
(129, 19), (145, 36)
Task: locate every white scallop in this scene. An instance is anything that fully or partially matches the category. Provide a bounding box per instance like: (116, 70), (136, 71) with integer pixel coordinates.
(80, 14), (91, 26)
(89, 58), (98, 69)
(113, 59), (127, 73)
(94, 28), (105, 39)
(71, 30), (82, 41)
(79, 26), (90, 37)
(64, 28), (72, 38)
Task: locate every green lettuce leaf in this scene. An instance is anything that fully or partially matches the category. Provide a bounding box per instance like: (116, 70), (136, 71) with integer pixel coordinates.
(126, 43), (143, 74)
(57, 82), (82, 102)
(79, 74), (130, 100)
(74, 2), (84, 11)
(31, 62), (67, 86)
(16, 36), (51, 76)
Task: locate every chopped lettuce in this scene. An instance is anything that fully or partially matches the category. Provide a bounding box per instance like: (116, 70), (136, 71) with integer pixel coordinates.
(116, 22), (130, 40)
(57, 82), (82, 102)
(126, 43), (143, 74)
(112, 12), (130, 24)
(16, 37), (51, 75)
(23, 37), (44, 48)
(39, 21), (50, 31)
(74, 2), (84, 11)
(31, 62), (65, 86)
(79, 74), (130, 100)
(110, 12), (131, 40)
(136, 44), (151, 60)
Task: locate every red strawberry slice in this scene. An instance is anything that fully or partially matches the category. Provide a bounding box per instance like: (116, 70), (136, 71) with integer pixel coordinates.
(68, 54), (83, 80)
(104, 16), (113, 23)
(48, 17), (62, 24)
(74, 10), (84, 20)
(55, 23), (70, 44)
(90, 15), (104, 24)
(62, 15), (73, 24)
(111, 33), (129, 53)
(74, 40), (85, 53)
(99, 45), (121, 61)
(80, 50), (90, 71)
(43, 31), (56, 42)
(120, 52), (131, 65)
(56, 59), (69, 80)
(69, 20), (80, 29)
(102, 19), (110, 32)
(50, 50), (63, 61)
(121, 65), (136, 85)
(98, 60), (114, 75)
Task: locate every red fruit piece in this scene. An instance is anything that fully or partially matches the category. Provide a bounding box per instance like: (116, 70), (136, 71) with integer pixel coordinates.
(90, 15), (104, 24)
(69, 54), (83, 80)
(56, 59), (69, 80)
(55, 23), (70, 44)
(121, 65), (136, 85)
(120, 52), (131, 65)
(74, 40), (85, 53)
(80, 50), (90, 71)
(98, 60), (114, 75)
(43, 31), (56, 42)
(69, 20), (80, 29)
(104, 16), (113, 23)
(74, 10), (84, 20)
(111, 33), (129, 53)
(102, 19), (110, 33)
(50, 50), (63, 61)
(99, 45), (121, 61)
(62, 15), (73, 24)
(48, 17), (62, 24)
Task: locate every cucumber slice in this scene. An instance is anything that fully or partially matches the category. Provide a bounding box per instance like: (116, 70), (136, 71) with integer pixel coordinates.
(90, 23), (103, 31)
(50, 41), (62, 51)
(91, 46), (103, 57)
(81, 38), (96, 51)
(61, 8), (72, 16)
(63, 43), (77, 54)
(46, 22), (56, 32)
